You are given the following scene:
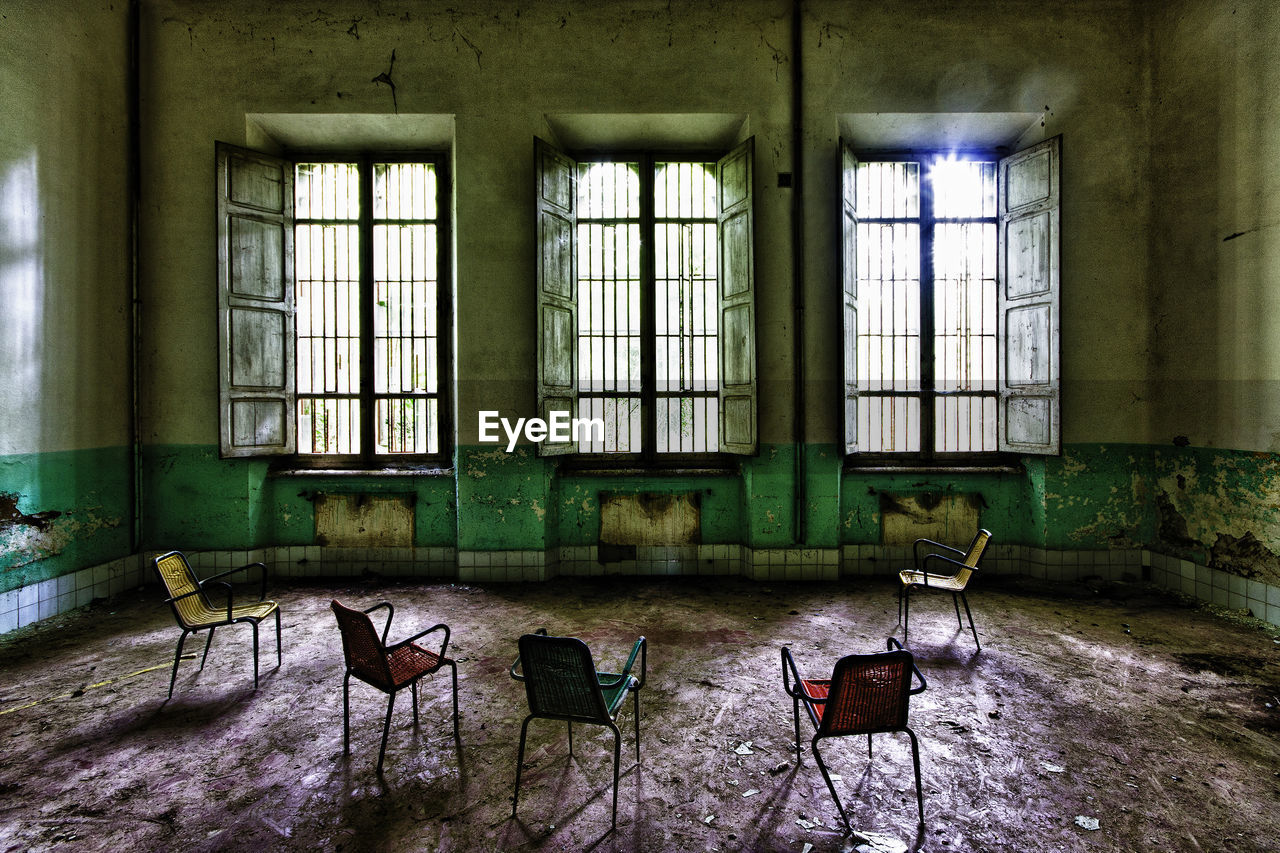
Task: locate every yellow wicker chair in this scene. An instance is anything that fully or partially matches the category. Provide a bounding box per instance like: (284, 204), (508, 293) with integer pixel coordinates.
(153, 551), (281, 697)
(898, 529), (991, 649)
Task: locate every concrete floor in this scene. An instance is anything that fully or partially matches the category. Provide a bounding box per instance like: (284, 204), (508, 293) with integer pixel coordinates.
(1, 572), (1278, 852)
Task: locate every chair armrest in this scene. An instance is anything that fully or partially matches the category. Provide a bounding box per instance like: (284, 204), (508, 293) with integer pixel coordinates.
(920, 552), (973, 582)
(394, 623), (451, 659)
(510, 627), (549, 682)
(886, 637), (928, 694)
(780, 646), (823, 702)
(204, 561), (269, 601)
(362, 602), (394, 645)
(600, 636), (647, 690)
(913, 538), (964, 571)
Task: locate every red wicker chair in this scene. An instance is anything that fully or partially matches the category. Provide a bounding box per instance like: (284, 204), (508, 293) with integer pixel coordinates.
(331, 599), (459, 774)
(782, 638), (928, 827)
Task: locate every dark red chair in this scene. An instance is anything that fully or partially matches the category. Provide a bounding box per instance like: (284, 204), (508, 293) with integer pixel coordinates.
(331, 599), (459, 774)
(782, 638), (927, 827)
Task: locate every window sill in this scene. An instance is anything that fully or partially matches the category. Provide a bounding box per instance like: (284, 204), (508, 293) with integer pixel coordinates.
(557, 463), (739, 478)
(269, 465), (454, 478)
(842, 462), (1025, 476)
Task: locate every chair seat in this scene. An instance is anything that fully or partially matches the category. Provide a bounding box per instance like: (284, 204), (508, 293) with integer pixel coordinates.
(183, 599), (279, 629)
(597, 672), (639, 717)
(387, 643), (444, 688)
(899, 570), (966, 591)
(799, 678), (830, 722)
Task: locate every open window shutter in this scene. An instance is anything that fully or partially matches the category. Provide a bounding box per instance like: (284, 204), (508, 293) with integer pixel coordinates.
(717, 137), (757, 455)
(535, 138), (578, 456)
(840, 139), (860, 454)
(998, 136), (1061, 454)
(216, 142), (296, 457)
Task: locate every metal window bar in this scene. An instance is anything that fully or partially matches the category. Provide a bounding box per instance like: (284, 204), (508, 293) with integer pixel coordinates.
(655, 160), (718, 454)
(294, 159), (443, 459)
(576, 161), (642, 453)
(574, 157), (719, 457)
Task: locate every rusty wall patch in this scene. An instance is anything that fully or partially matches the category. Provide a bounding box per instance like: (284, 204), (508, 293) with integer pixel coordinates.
(1209, 532), (1280, 581)
(879, 492), (981, 546)
(314, 493), (414, 547)
(600, 492), (700, 546)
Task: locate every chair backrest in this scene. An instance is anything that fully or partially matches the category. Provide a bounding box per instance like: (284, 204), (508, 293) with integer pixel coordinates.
(948, 528), (992, 588)
(154, 551), (211, 629)
(331, 600), (394, 689)
(818, 649), (917, 737)
(517, 633), (611, 723)
(963, 529), (992, 567)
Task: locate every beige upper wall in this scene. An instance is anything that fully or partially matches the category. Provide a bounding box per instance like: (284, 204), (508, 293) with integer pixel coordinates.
(802, 0), (1153, 445)
(0, 0), (131, 456)
(141, 0), (1167, 449)
(1150, 0), (1280, 453)
(139, 0), (793, 446)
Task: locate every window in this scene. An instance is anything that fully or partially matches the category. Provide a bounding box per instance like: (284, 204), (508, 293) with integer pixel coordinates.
(841, 137), (1061, 459)
(216, 143), (452, 465)
(535, 138), (757, 461)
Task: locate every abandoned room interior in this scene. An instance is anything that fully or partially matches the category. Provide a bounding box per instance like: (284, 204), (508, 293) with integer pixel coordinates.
(3, 0), (1280, 850)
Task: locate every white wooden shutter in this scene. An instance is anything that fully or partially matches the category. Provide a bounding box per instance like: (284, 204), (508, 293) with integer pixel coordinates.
(840, 139), (860, 454)
(998, 136), (1061, 454)
(535, 138), (578, 456)
(216, 142), (296, 457)
(717, 137), (757, 455)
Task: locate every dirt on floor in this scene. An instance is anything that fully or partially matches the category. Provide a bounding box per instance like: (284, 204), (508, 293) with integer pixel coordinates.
(1, 572), (1279, 852)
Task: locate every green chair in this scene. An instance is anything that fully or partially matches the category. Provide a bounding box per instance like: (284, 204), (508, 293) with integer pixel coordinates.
(509, 628), (646, 830)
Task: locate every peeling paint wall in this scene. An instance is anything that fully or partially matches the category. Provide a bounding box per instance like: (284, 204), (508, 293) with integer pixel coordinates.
(0, 1), (133, 592)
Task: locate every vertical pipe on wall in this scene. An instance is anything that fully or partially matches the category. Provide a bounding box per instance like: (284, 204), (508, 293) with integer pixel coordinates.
(791, 0), (807, 545)
(128, 0), (142, 552)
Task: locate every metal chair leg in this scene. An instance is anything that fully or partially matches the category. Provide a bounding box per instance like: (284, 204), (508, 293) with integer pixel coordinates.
(199, 628), (215, 670)
(812, 737), (850, 828)
(632, 687), (641, 763)
(411, 681), (420, 726)
(952, 593), (964, 627)
(513, 716), (533, 817)
(252, 622), (260, 688)
(448, 660), (460, 739)
(377, 692), (396, 775)
(906, 727), (925, 825)
(903, 586), (911, 644)
(611, 723), (621, 830)
(342, 673), (351, 753)
(168, 631), (189, 699)
(275, 608), (282, 666)
(567, 721), (574, 756)
(792, 695), (803, 762)
(960, 592), (981, 650)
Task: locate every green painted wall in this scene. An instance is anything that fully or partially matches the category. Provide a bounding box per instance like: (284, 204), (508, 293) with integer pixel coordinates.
(142, 445), (456, 550)
(0, 448), (133, 594)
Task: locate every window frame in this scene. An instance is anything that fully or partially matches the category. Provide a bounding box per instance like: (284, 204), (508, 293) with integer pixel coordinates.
(847, 148), (1002, 464)
(535, 137), (757, 469)
(841, 136), (1062, 466)
(216, 142), (454, 469)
